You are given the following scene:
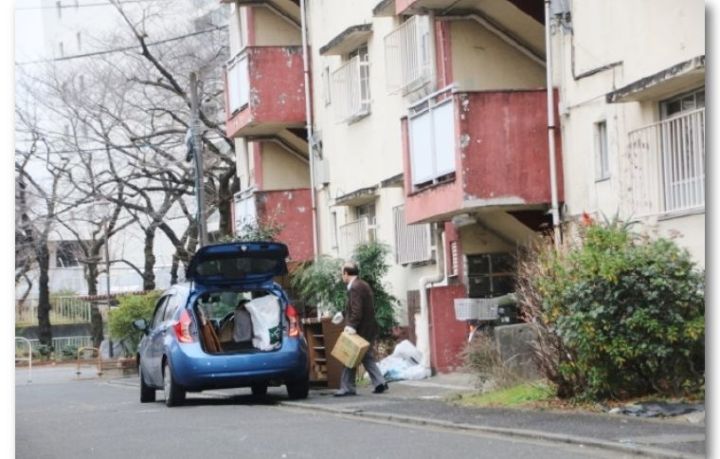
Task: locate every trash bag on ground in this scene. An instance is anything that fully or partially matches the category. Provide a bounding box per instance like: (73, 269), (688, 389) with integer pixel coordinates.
(377, 340), (430, 381)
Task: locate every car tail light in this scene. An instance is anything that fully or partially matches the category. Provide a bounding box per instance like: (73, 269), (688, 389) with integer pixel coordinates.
(286, 304), (301, 338)
(174, 309), (195, 344)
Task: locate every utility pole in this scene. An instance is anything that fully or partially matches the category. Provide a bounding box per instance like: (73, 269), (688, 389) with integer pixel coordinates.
(189, 71), (208, 247)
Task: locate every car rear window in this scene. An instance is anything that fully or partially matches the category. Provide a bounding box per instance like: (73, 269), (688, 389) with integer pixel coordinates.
(195, 256), (282, 278)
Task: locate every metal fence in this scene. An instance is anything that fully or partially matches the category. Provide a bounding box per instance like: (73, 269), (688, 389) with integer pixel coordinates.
(624, 108), (705, 216)
(15, 336), (93, 356)
(16, 296), (92, 325)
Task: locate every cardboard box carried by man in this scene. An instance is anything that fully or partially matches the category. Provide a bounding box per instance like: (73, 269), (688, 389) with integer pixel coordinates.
(331, 331), (370, 368)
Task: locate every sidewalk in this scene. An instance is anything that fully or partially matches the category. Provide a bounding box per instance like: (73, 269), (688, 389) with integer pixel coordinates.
(282, 372), (705, 459)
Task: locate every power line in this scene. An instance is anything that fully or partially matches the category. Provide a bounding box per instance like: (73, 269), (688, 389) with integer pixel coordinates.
(15, 24), (228, 65)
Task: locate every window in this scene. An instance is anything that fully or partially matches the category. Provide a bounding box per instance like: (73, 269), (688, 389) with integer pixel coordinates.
(152, 297), (170, 328)
(322, 66), (332, 106)
(595, 120), (609, 180)
(658, 87), (705, 212)
(227, 52), (249, 114)
(466, 253), (515, 298)
(331, 45), (371, 122)
(331, 211), (339, 250)
(163, 295), (180, 321)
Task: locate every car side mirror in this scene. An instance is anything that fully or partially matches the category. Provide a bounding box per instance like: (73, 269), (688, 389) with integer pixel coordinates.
(133, 319), (149, 334)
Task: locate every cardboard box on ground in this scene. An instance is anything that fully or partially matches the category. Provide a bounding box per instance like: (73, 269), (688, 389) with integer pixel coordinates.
(331, 332), (370, 368)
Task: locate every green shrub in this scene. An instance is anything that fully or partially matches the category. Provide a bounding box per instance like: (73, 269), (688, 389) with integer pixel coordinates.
(519, 219), (704, 400)
(290, 256), (347, 313)
(290, 241), (399, 338)
(352, 242), (399, 337)
(108, 291), (161, 353)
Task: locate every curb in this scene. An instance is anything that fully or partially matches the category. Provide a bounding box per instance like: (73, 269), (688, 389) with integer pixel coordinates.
(280, 400), (703, 459)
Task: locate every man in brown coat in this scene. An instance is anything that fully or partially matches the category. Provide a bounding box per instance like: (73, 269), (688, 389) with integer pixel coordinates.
(334, 261), (388, 396)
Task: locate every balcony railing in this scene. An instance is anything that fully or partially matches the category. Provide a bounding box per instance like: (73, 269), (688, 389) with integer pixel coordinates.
(226, 52), (250, 115)
(624, 108), (705, 216)
(331, 54), (371, 123)
(339, 217), (376, 259)
(385, 15), (433, 94)
(393, 205), (433, 264)
(408, 86), (456, 188)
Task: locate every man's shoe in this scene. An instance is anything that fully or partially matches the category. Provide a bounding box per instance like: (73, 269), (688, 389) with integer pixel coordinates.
(373, 383), (389, 394)
(333, 390), (356, 397)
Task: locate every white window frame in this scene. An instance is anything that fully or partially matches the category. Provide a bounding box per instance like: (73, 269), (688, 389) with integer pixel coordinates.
(595, 120), (609, 181)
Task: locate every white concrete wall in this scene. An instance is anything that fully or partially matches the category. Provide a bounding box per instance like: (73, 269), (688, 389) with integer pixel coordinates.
(555, 0), (705, 266)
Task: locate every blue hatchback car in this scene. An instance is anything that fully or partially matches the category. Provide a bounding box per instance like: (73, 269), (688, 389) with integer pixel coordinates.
(133, 241), (309, 407)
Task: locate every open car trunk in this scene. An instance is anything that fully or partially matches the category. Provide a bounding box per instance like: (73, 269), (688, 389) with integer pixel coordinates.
(194, 289), (284, 355)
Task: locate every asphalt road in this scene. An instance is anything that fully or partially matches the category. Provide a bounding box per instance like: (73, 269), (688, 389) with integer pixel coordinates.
(15, 367), (625, 459)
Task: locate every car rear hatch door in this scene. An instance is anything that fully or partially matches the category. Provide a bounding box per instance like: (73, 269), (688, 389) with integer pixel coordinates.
(186, 241), (288, 287)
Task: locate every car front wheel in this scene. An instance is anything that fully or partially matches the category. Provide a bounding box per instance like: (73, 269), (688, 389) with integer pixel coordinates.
(163, 360), (186, 407)
(139, 365), (155, 403)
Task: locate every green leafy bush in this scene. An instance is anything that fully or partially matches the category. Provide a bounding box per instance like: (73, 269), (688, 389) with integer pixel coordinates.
(518, 219), (704, 400)
(108, 291), (161, 353)
(352, 242), (399, 337)
(290, 241), (399, 338)
(290, 256), (347, 313)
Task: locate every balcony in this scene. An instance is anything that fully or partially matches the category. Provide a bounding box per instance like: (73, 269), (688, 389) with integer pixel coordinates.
(622, 108), (705, 217)
(384, 15), (433, 95)
(233, 188), (314, 262)
(402, 87), (563, 224)
(225, 46), (306, 138)
(395, 0), (545, 23)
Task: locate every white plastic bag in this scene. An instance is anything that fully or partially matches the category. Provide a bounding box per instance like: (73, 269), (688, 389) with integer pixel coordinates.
(392, 340), (423, 364)
(244, 295), (281, 351)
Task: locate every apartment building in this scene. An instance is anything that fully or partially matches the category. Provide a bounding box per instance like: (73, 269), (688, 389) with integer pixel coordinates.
(550, 0), (705, 265)
(223, 0), (560, 373)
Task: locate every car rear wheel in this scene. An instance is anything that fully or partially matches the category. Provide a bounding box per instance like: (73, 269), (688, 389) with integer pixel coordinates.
(251, 383), (268, 397)
(139, 366), (156, 403)
(286, 376), (309, 400)
(163, 360), (186, 407)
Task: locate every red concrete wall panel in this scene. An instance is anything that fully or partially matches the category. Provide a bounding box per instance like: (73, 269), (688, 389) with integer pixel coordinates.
(256, 189), (313, 262)
(248, 47), (306, 124)
(428, 284), (468, 373)
(435, 20), (453, 88)
(405, 181), (463, 224)
(459, 90), (564, 204)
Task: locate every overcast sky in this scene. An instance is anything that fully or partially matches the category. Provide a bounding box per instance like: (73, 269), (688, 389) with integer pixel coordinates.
(15, 0), (47, 63)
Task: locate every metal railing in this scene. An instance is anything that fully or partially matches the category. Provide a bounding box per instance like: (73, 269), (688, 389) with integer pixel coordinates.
(339, 217), (376, 259)
(624, 108), (705, 216)
(331, 54), (371, 122)
(226, 51), (250, 114)
(385, 15), (432, 94)
(393, 205), (434, 264)
(16, 296), (92, 325)
(25, 336), (94, 354)
(15, 337), (32, 383)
